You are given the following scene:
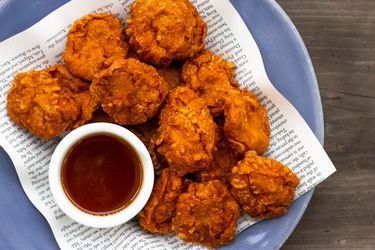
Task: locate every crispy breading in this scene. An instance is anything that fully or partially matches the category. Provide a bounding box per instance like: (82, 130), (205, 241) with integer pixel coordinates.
(172, 180), (240, 248)
(90, 58), (168, 125)
(147, 137), (168, 176)
(128, 118), (167, 175)
(127, 46), (183, 92)
(139, 169), (184, 233)
(195, 126), (240, 185)
(154, 86), (217, 176)
(126, 0), (207, 66)
(182, 50), (238, 116)
(48, 65), (100, 129)
(231, 151), (300, 219)
(64, 14), (128, 81)
(6, 65), (98, 140)
(194, 161), (228, 185)
(224, 89), (270, 155)
(128, 117), (159, 146)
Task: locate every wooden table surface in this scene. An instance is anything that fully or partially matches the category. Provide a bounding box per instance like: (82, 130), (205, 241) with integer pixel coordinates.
(275, 1), (375, 249)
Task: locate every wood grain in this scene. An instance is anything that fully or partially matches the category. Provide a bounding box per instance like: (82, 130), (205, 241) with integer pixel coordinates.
(275, 0), (375, 249)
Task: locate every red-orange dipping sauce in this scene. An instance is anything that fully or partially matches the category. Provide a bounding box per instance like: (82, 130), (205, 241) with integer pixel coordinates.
(61, 134), (142, 215)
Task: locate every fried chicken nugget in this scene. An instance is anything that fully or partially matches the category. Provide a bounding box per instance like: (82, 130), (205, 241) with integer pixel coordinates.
(49, 65), (100, 129)
(126, 0), (207, 66)
(172, 180), (240, 248)
(154, 86), (217, 176)
(90, 58), (168, 125)
(224, 89), (270, 155)
(64, 14), (129, 81)
(6, 65), (99, 140)
(231, 151), (300, 219)
(139, 169), (183, 234)
(182, 50), (238, 116)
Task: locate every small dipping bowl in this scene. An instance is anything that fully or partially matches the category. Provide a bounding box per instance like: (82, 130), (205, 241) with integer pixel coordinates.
(49, 122), (154, 228)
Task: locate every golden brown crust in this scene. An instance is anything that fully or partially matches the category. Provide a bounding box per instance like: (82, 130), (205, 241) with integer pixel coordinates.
(128, 118), (168, 175)
(128, 117), (159, 146)
(195, 126), (240, 185)
(231, 151), (300, 219)
(148, 137), (168, 176)
(64, 14), (129, 81)
(182, 50), (238, 116)
(90, 58), (168, 125)
(126, 0), (207, 66)
(139, 169), (183, 233)
(6, 65), (98, 140)
(46, 65), (100, 129)
(172, 180), (240, 248)
(194, 161), (228, 185)
(154, 86), (217, 176)
(224, 89), (270, 155)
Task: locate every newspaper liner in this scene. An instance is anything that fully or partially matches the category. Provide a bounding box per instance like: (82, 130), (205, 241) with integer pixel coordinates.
(0, 0), (336, 249)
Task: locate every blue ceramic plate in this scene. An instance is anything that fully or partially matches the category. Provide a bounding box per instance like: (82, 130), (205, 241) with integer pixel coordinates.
(0, 0), (322, 249)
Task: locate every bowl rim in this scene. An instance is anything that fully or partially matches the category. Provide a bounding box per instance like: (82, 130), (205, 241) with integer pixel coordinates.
(48, 122), (154, 228)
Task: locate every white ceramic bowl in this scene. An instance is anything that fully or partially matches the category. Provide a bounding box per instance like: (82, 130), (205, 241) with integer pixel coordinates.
(49, 122), (154, 228)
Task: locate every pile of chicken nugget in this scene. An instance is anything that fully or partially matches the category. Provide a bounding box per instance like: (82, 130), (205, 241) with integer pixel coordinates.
(6, 0), (300, 248)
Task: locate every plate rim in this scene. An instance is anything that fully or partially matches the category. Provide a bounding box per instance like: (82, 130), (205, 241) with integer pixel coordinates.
(0, 0), (324, 249)
(234, 0), (323, 248)
(272, 1), (320, 246)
